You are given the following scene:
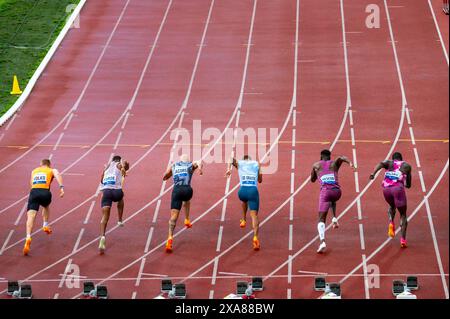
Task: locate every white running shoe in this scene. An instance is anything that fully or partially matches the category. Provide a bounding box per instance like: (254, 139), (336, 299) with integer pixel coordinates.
(332, 217), (339, 229)
(317, 241), (327, 253)
(117, 221), (124, 227)
(99, 236), (106, 254)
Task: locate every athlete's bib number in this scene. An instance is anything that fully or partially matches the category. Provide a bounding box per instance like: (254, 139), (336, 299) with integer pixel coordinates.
(32, 173), (47, 185)
(241, 175), (257, 186)
(320, 174), (336, 185)
(385, 171), (401, 181)
(103, 174), (117, 186)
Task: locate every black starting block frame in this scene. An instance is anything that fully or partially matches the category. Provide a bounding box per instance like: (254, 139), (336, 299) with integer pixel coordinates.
(406, 276), (419, 290)
(327, 283), (341, 297)
(392, 280), (406, 296)
(251, 277), (263, 291)
(7, 281), (19, 296)
(236, 281), (248, 297)
(174, 284), (186, 299)
(15, 284), (32, 299)
(314, 277), (326, 291)
(83, 281), (95, 296)
(161, 279), (173, 293)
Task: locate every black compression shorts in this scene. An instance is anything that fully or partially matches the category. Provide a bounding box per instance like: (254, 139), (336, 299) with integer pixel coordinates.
(27, 188), (52, 211)
(171, 185), (193, 210)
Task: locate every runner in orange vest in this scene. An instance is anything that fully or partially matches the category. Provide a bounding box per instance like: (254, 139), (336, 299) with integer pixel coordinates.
(23, 159), (64, 256)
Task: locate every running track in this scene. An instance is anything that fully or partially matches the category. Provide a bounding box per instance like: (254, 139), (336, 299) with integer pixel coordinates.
(0, 0), (448, 299)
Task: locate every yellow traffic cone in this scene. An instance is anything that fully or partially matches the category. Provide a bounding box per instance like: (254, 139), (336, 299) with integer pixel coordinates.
(10, 75), (23, 95)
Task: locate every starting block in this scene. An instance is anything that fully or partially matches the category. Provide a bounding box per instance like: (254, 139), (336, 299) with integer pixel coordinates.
(314, 277), (326, 291)
(328, 283), (341, 297)
(83, 282), (95, 296)
(87, 285), (108, 299)
(236, 282), (248, 297)
(12, 284), (32, 299)
(392, 280), (405, 296)
(396, 290), (417, 299)
(161, 279), (173, 293)
(251, 277), (263, 291)
(174, 284), (186, 299)
(406, 276), (418, 290)
(7, 281), (19, 296)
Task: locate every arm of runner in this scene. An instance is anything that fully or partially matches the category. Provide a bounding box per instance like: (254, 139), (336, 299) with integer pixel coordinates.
(403, 162), (412, 189)
(225, 157), (237, 177)
(310, 163), (318, 183)
(258, 162), (263, 183)
(369, 160), (389, 180)
(335, 156), (354, 169)
(163, 164), (173, 181)
(119, 160), (130, 177)
(52, 169), (64, 197)
(193, 160), (203, 175)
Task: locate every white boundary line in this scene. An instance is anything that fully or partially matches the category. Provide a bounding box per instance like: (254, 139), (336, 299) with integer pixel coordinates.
(428, 0), (449, 65)
(0, 0), (88, 127)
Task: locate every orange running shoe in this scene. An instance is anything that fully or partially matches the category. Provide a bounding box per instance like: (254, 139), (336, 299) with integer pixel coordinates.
(184, 219), (192, 228)
(23, 237), (32, 256)
(253, 236), (260, 251)
(240, 219), (247, 228)
(400, 238), (407, 248)
(388, 222), (395, 238)
(165, 237), (173, 253)
(42, 225), (52, 235)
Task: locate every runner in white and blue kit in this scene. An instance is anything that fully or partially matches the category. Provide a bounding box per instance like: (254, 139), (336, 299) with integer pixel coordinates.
(163, 154), (203, 253)
(226, 155), (262, 251)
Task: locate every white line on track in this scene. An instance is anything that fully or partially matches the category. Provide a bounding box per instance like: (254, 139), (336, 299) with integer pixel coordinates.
(72, 228), (85, 254)
(0, 230), (14, 255)
(15, 202), (28, 226)
(53, 133), (65, 151)
(63, 113), (74, 130)
(113, 132), (122, 150)
(428, 0), (450, 64)
(413, 147), (421, 168)
(144, 227), (154, 253)
(83, 200), (96, 224)
(216, 226), (224, 252)
(5, 114), (18, 131)
(218, 272), (248, 277)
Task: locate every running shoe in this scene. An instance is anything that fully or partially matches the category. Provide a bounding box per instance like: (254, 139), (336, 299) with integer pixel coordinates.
(117, 221), (124, 227)
(165, 237), (173, 253)
(388, 221), (395, 238)
(240, 219), (247, 228)
(317, 241), (327, 254)
(332, 217), (339, 229)
(99, 236), (106, 254)
(42, 225), (52, 235)
(253, 236), (260, 251)
(23, 237), (32, 256)
(400, 237), (407, 248)
(184, 219), (192, 228)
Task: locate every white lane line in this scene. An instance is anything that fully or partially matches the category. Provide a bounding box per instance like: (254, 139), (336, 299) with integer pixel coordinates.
(352, 148), (357, 167)
(349, 109), (354, 126)
(292, 110), (297, 127)
(48, 153), (53, 160)
(362, 254), (370, 299)
(289, 224), (293, 251)
(218, 272), (248, 277)
(15, 202), (28, 226)
(359, 224), (365, 250)
(5, 114), (17, 131)
(53, 133), (65, 151)
(289, 198), (294, 221)
(72, 228), (85, 253)
(291, 150), (295, 170)
(54, 293), (59, 299)
(211, 257), (219, 285)
(290, 172), (295, 194)
(144, 227), (154, 253)
(209, 290), (214, 299)
(428, 0), (449, 64)
(292, 129), (296, 147)
(121, 112), (130, 130)
(298, 270), (328, 275)
(58, 258), (73, 288)
(418, 170), (427, 193)
(287, 288), (292, 299)
(0, 230), (14, 255)
(354, 172), (360, 193)
(357, 198), (362, 221)
(405, 107), (412, 125)
(413, 147), (421, 168)
(135, 258), (146, 286)
(288, 256), (292, 284)
(83, 200), (96, 224)
(216, 226), (224, 252)
(141, 273), (168, 278)
(113, 132), (122, 150)
(409, 127), (416, 145)
(131, 291), (137, 299)
(63, 113), (74, 130)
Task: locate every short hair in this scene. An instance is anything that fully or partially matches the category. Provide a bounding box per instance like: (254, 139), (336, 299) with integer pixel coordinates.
(41, 159), (51, 167)
(243, 155), (251, 160)
(112, 155), (122, 162)
(320, 149), (331, 160)
(392, 152), (403, 161)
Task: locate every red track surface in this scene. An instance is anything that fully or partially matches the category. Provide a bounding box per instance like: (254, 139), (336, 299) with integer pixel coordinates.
(0, 0), (448, 299)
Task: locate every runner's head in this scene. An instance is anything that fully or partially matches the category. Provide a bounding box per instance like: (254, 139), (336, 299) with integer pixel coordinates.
(243, 155), (252, 161)
(180, 154), (190, 162)
(41, 159), (51, 167)
(392, 152), (403, 161)
(320, 149), (331, 161)
(112, 155), (122, 163)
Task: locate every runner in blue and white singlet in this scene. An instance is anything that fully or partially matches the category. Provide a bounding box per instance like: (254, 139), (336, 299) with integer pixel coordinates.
(226, 155), (262, 251)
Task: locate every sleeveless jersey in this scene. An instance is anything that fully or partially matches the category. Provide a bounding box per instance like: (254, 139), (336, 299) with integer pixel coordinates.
(31, 166), (54, 190)
(172, 161), (194, 186)
(238, 160), (259, 187)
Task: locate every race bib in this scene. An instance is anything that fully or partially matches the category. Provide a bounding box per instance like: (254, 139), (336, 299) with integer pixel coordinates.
(320, 173), (336, 185)
(385, 171), (401, 181)
(241, 175), (257, 186)
(103, 174), (117, 185)
(32, 173), (47, 185)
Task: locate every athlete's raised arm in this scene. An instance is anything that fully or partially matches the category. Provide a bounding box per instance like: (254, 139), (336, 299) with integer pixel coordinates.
(335, 156), (354, 170)
(369, 160), (389, 180)
(163, 164), (173, 181)
(402, 162), (412, 189)
(310, 162), (319, 183)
